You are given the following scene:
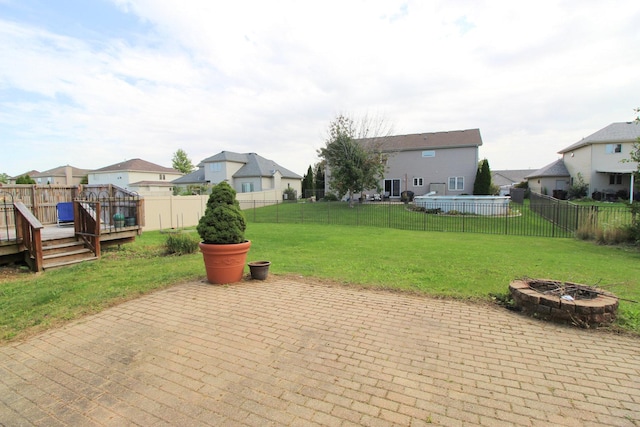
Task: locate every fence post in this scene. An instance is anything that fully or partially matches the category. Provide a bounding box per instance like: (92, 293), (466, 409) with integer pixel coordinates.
(504, 202), (509, 235)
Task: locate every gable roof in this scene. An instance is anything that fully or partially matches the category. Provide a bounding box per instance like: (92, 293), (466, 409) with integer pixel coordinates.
(525, 159), (570, 179)
(10, 170), (40, 180)
(358, 128), (482, 152)
(491, 169), (536, 186)
(32, 165), (91, 177)
(93, 158), (180, 174)
(559, 122), (640, 153)
(172, 168), (206, 184)
(199, 151), (302, 179)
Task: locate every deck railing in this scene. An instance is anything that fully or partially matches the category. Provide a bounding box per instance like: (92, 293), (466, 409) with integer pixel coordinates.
(74, 201), (101, 258)
(78, 185), (143, 233)
(14, 201), (44, 271)
(0, 191), (17, 243)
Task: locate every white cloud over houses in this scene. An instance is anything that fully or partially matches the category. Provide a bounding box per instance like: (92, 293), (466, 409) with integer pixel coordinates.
(1, 0), (639, 177)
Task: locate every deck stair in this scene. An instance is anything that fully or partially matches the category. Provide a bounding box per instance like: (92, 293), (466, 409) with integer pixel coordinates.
(41, 237), (98, 270)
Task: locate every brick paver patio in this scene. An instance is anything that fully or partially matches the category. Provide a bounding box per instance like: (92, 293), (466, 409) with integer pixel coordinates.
(0, 278), (638, 426)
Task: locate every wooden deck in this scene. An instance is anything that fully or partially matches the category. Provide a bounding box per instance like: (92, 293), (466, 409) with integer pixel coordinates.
(3, 224), (140, 242)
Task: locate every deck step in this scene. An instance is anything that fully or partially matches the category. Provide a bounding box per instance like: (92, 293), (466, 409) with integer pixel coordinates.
(41, 236), (98, 270)
(43, 256), (99, 271)
(43, 248), (92, 261)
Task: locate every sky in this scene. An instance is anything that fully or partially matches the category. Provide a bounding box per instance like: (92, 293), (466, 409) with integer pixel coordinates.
(1, 0), (639, 178)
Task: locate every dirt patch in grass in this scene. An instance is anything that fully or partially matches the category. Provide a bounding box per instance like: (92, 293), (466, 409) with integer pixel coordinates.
(0, 264), (32, 283)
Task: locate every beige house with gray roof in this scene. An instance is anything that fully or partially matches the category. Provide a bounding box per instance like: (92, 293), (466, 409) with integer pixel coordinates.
(558, 122), (640, 202)
(88, 159), (182, 195)
(173, 151), (302, 197)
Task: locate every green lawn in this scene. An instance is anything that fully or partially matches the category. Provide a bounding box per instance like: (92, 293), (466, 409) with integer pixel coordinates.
(1, 223), (639, 342)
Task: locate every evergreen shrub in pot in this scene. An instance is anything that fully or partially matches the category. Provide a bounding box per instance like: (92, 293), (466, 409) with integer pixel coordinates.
(197, 181), (251, 284)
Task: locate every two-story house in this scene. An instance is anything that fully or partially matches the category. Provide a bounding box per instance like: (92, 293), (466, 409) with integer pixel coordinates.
(88, 158), (183, 195)
(31, 165), (91, 186)
(558, 122), (640, 201)
(326, 129), (483, 200)
(173, 151), (302, 196)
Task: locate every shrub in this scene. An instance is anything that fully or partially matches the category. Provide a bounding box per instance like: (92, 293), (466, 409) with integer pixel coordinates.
(567, 173), (588, 200)
(165, 232), (200, 255)
(322, 193), (339, 202)
(197, 181), (246, 244)
(283, 187), (297, 201)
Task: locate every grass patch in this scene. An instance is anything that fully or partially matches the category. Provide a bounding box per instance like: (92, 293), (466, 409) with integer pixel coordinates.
(1, 223), (639, 342)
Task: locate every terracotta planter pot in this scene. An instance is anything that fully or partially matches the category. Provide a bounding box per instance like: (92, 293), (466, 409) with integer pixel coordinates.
(199, 241), (251, 284)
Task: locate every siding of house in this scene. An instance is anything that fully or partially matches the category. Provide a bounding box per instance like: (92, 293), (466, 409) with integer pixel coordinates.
(558, 122), (640, 198)
(384, 146), (478, 196)
(204, 161), (244, 185)
(562, 140), (637, 195)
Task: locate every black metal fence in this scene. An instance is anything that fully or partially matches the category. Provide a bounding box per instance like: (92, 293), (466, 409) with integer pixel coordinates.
(239, 197), (632, 238)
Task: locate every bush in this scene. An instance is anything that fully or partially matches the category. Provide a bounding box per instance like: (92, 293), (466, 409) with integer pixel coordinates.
(322, 193), (339, 202)
(165, 232), (200, 255)
(567, 173), (588, 200)
(283, 187), (297, 201)
(197, 181), (246, 244)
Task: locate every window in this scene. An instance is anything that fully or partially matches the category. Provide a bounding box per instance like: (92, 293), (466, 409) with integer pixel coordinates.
(413, 177), (424, 186)
(421, 150), (435, 158)
(605, 144), (622, 154)
(210, 162), (222, 172)
(448, 176), (464, 191)
(609, 174), (622, 185)
(159, 174), (166, 180)
(241, 182), (254, 193)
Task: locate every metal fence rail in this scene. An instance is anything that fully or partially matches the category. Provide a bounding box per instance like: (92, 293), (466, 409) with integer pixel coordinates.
(239, 199), (632, 238)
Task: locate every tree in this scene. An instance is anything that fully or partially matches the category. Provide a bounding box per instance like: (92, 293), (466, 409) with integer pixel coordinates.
(15, 174), (35, 184)
(302, 165), (314, 198)
(172, 149), (194, 174)
(473, 159), (492, 195)
(0, 173), (8, 184)
(314, 160), (325, 197)
(623, 107), (640, 195)
(317, 114), (392, 207)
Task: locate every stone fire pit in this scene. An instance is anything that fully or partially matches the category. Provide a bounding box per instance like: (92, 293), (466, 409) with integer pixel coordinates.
(509, 278), (619, 327)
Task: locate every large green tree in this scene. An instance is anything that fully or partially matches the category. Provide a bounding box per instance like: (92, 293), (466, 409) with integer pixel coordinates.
(473, 159), (492, 195)
(0, 173), (8, 184)
(172, 148), (195, 174)
(302, 165), (314, 198)
(317, 114), (391, 207)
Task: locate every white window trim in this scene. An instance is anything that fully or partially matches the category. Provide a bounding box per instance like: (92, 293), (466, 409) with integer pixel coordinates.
(448, 176), (464, 191)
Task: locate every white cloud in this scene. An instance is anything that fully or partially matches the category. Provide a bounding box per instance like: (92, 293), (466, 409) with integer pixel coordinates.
(1, 0), (639, 178)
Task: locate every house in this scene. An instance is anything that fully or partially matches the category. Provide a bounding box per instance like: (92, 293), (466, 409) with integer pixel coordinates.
(492, 169), (537, 196)
(327, 129), (483, 199)
(31, 165), (91, 186)
(8, 170), (40, 184)
(172, 151), (302, 196)
(525, 159), (570, 196)
(88, 159), (182, 196)
(557, 122), (640, 201)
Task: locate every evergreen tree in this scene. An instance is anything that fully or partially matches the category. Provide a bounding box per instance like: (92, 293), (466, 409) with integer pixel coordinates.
(314, 161), (325, 196)
(473, 159), (492, 195)
(302, 165), (314, 198)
